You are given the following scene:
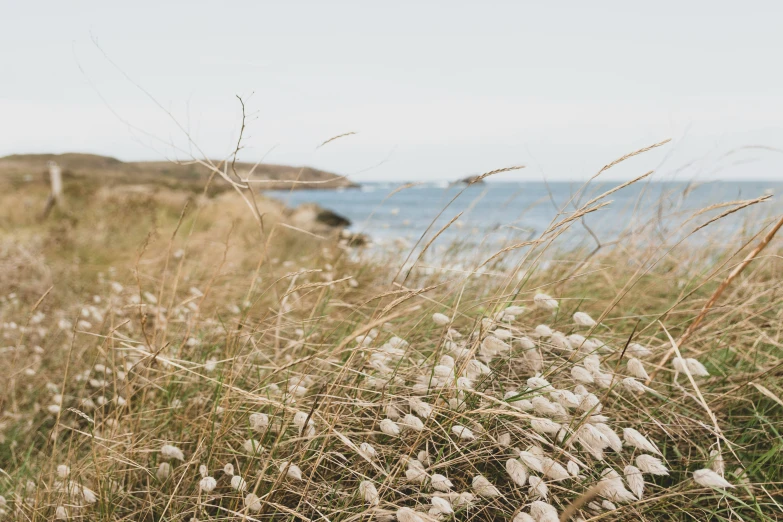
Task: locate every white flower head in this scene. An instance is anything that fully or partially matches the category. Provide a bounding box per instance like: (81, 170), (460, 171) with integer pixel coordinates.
(452, 424), (475, 440)
(624, 465), (645, 499)
(636, 454), (669, 476)
(472, 475), (500, 497)
(430, 496), (454, 515)
(245, 493), (262, 512)
(506, 459), (528, 486)
(432, 313), (451, 326)
(231, 475), (247, 491)
(573, 311), (597, 327)
(199, 476), (216, 493)
(534, 293), (559, 311)
(358, 480), (380, 505)
(623, 428), (661, 455)
(397, 507), (426, 522)
(530, 500), (558, 522)
(380, 418), (401, 436)
(358, 442), (377, 460)
(528, 476), (548, 499)
(156, 462), (171, 481)
(693, 468), (733, 489)
(430, 473), (453, 492)
(160, 444), (185, 461)
(280, 461), (303, 481)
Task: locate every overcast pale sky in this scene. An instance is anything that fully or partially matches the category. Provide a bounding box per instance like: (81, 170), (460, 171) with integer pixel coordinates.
(3, 1), (783, 181)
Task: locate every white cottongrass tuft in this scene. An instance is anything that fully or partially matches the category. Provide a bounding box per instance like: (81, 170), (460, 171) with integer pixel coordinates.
(693, 468), (734, 489)
(534, 293), (559, 311)
(567, 460), (580, 476)
(624, 465), (645, 499)
(55, 506), (68, 520)
(160, 444), (185, 461)
(430, 496), (454, 515)
(243, 439), (262, 454)
(409, 397), (434, 418)
(573, 311), (597, 327)
(710, 449), (725, 476)
(280, 461), (303, 481)
(358, 480), (380, 505)
(513, 512), (535, 522)
(636, 454), (669, 476)
(472, 475), (501, 497)
(231, 475), (247, 491)
(397, 507), (427, 522)
(245, 493), (262, 512)
(156, 462), (171, 481)
(401, 413), (425, 431)
(57, 465), (70, 478)
(599, 468), (637, 502)
(627, 358), (649, 380)
(358, 442), (377, 460)
(541, 457), (570, 481)
(530, 500), (559, 522)
(621, 377), (650, 394)
(535, 324), (553, 337)
(432, 313), (451, 326)
(623, 428), (661, 455)
(506, 459), (528, 486)
(452, 424), (475, 440)
(531, 417), (563, 436)
(223, 463), (234, 476)
(430, 473), (453, 491)
(518, 450), (545, 473)
(626, 343), (652, 358)
(199, 476), (217, 493)
(673, 357), (710, 377)
(528, 476), (548, 499)
(380, 418), (401, 436)
(249, 412), (269, 431)
(571, 365), (594, 384)
(505, 305), (526, 315)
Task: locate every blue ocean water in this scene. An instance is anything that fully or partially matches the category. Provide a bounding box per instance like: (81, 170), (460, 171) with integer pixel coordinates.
(266, 181), (781, 249)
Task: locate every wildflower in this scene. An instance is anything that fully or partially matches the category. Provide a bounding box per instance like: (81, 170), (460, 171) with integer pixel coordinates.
(409, 397), (433, 418)
(406, 466), (428, 484)
(472, 475), (501, 497)
(506, 459), (528, 486)
(243, 439), (262, 454)
(432, 313), (451, 326)
(623, 428), (661, 455)
(624, 465), (644, 499)
(571, 366), (594, 384)
(636, 454), (669, 476)
(621, 377), (649, 394)
(528, 476), (548, 499)
(199, 476), (217, 493)
(156, 462), (171, 481)
(693, 468), (733, 489)
(530, 501), (559, 522)
(249, 412), (269, 431)
(573, 312), (596, 327)
(534, 293), (559, 311)
(280, 461), (303, 481)
(358, 442), (377, 460)
(530, 417), (562, 436)
(397, 507), (426, 522)
(598, 468), (637, 502)
(686, 358), (710, 377)
(401, 414), (425, 431)
(626, 343), (652, 358)
(452, 424), (475, 440)
(627, 358), (648, 380)
(231, 475), (247, 491)
(430, 496), (454, 515)
(380, 418), (401, 436)
(542, 458), (570, 481)
(430, 473), (453, 491)
(358, 480), (380, 505)
(245, 493), (262, 512)
(518, 450), (544, 473)
(160, 444), (185, 461)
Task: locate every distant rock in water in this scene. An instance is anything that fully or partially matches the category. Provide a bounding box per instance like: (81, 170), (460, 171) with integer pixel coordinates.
(316, 208), (351, 228)
(455, 175), (485, 185)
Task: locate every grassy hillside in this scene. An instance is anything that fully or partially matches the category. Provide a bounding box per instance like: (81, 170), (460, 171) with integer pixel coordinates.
(0, 153), (358, 192)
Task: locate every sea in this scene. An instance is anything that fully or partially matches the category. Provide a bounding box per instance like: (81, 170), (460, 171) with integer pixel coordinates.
(266, 181), (781, 254)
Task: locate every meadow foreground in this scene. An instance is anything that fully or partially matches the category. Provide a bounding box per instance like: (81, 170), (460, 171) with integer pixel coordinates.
(0, 161), (781, 521)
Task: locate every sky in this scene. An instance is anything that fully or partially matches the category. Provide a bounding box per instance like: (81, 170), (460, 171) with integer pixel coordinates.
(2, 1), (783, 181)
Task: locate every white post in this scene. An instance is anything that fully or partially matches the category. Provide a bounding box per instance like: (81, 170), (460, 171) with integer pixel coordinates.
(48, 161), (62, 201)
